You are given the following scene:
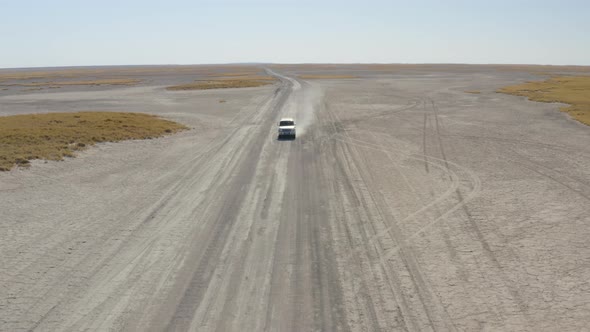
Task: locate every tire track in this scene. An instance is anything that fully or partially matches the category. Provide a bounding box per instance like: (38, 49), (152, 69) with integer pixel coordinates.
(322, 103), (409, 331)
(324, 100), (460, 331)
(0, 93), (277, 331)
(161, 76), (293, 331)
(423, 109), (430, 173)
(427, 98), (532, 327)
(506, 148), (590, 202)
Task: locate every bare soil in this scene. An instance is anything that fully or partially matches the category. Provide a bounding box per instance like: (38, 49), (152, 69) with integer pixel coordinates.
(1, 64), (589, 331)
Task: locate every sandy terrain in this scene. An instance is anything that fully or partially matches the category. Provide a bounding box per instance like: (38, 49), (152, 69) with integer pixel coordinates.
(1, 65), (590, 331)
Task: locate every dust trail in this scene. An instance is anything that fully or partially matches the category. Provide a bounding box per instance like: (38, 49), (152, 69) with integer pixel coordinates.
(265, 68), (322, 137)
(291, 83), (323, 137)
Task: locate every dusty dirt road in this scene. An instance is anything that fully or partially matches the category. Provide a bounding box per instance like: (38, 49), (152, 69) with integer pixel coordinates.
(1, 66), (590, 331)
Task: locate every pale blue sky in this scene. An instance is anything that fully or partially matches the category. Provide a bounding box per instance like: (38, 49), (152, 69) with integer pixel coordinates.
(1, 0), (589, 68)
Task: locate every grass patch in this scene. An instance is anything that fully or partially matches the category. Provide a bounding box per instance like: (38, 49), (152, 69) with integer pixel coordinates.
(298, 75), (357, 79)
(204, 75), (275, 82)
(211, 72), (258, 77)
(0, 66), (242, 81)
(0, 112), (187, 171)
(166, 77), (275, 91)
(464, 90), (481, 94)
(0, 70), (106, 81)
(0, 78), (140, 87)
(497, 76), (590, 126)
(0, 65), (268, 83)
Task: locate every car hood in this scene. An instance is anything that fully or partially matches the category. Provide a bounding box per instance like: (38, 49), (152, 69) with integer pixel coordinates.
(279, 126), (295, 130)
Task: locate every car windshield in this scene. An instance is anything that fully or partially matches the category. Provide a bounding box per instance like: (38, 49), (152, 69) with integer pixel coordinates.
(279, 120), (294, 126)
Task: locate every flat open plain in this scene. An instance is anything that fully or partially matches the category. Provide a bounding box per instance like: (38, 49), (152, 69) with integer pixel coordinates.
(1, 64), (589, 331)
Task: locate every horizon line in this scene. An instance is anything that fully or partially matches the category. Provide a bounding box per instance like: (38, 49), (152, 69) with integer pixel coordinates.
(2, 62), (590, 71)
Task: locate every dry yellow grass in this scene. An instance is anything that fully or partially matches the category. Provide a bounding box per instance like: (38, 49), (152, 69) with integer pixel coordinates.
(0, 70), (106, 81)
(3, 64), (588, 83)
(0, 112), (187, 171)
(166, 77), (275, 91)
(491, 64), (590, 74)
(0, 78), (140, 87)
(210, 72), (258, 77)
(497, 76), (590, 126)
(215, 75), (275, 81)
(270, 64), (590, 76)
(0, 65), (264, 81)
(298, 75), (357, 79)
(464, 90), (481, 94)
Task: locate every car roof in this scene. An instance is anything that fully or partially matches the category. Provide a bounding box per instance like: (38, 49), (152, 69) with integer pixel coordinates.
(280, 117), (294, 122)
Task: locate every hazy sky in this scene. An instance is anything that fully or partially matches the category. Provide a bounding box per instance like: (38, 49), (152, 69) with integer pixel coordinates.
(1, 0), (589, 68)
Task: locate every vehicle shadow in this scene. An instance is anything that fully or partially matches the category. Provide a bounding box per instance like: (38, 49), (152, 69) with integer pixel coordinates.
(276, 136), (296, 141)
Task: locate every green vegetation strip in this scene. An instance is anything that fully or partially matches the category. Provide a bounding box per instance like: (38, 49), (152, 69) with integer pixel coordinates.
(498, 76), (590, 126)
(0, 112), (187, 171)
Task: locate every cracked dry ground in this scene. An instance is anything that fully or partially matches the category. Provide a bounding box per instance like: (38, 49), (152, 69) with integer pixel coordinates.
(1, 68), (589, 331)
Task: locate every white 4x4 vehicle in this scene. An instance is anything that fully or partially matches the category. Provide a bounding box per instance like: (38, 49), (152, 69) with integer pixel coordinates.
(278, 118), (296, 139)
